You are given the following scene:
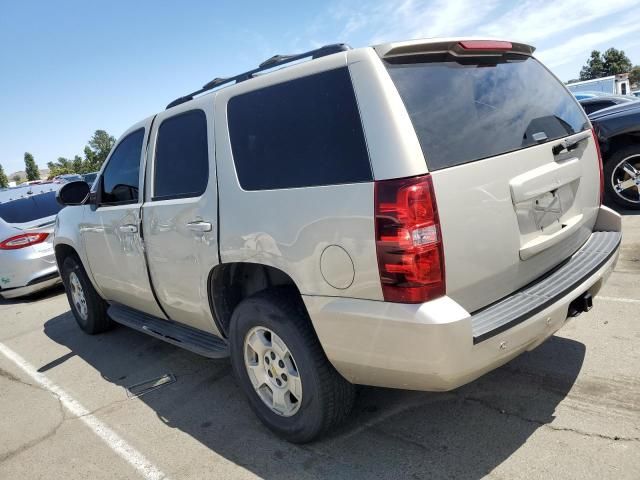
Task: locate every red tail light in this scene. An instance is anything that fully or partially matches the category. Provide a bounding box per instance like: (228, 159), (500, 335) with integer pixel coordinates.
(458, 40), (512, 51)
(0, 233), (49, 250)
(591, 128), (604, 205)
(374, 174), (445, 303)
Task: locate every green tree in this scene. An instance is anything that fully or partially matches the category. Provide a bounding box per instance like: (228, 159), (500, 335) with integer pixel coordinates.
(579, 48), (633, 81)
(0, 164), (8, 188)
(628, 65), (640, 88)
(12, 174), (21, 184)
(72, 155), (83, 173)
(47, 130), (116, 176)
(602, 48), (632, 76)
(46, 157), (74, 178)
(580, 50), (605, 80)
(83, 130), (115, 172)
(24, 152), (40, 181)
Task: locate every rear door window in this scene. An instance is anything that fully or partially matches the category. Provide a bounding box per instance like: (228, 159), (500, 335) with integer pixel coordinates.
(100, 129), (144, 205)
(385, 54), (589, 170)
(228, 67), (371, 190)
(0, 191), (62, 224)
(153, 110), (209, 200)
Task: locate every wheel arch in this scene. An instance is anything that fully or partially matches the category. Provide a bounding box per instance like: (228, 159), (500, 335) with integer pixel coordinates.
(54, 240), (105, 298)
(601, 132), (640, 162)
(207, 262), (309, 339)
(54, 242), (81, 270)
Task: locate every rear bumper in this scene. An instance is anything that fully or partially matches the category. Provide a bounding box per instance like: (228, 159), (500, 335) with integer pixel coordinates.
(303, 207), (621, 391)
(0, 243), (59, 299)
(0, 274), (61, 299)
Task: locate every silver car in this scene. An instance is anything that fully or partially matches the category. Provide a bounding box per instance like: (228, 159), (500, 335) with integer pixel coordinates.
(0, 185), (63, 299)
(55, 38), (621, 442)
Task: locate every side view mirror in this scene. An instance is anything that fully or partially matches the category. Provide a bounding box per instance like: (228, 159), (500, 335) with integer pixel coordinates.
(56, 181), (90, 206)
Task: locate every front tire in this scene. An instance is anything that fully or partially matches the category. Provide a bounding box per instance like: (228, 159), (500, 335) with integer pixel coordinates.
(229, 288), (355, 443)
(61, 256), (112, 334)
(603, 145), (640, 210)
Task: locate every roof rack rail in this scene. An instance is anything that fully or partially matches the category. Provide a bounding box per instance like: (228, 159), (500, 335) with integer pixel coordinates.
(166, 43), (351, 109)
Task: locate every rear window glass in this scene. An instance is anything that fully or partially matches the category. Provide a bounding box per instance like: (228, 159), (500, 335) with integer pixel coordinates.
(0, 191), (63, 224)
(582, 100), (614, 115)
(228, 67), (372, 190)
(386, 54), (589, 170)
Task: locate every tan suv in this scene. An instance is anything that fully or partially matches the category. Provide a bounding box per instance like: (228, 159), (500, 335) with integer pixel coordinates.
(54, 38), (622, 442)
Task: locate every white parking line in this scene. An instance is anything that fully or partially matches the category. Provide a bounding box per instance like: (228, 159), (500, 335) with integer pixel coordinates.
(0, 342), (169, 480)
(598, 296), (640, 304)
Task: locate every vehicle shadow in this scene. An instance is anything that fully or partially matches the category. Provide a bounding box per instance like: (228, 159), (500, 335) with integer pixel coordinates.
(43, 312), (585, 480)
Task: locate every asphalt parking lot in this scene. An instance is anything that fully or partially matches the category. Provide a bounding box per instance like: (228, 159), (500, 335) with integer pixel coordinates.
(1, 213), (639, 480)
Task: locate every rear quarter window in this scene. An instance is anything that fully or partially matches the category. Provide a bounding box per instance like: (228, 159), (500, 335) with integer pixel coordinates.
(227, 67), (372, 190)
(582, 101), (610, 115)
(386, 54), (589, 170)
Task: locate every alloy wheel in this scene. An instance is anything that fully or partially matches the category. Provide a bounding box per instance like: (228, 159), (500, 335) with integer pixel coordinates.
(69, 271), (88, 321)
(243, 326), (303, 417)
(611, 154), (640, 204)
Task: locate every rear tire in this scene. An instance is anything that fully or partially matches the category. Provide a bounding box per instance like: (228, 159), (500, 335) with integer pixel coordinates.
(229, 288), (355, 443)
(61, 256), (112, 334)
(603, 145), (640, 210)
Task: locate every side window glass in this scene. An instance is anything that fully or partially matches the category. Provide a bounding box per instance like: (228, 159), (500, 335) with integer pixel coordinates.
(228, 67), (372, 190)
(154, 110), (208, 200)
(100, 129), (144, 205)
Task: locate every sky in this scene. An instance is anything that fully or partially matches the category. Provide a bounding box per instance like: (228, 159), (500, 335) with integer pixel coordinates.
(1, 0), (640, 174)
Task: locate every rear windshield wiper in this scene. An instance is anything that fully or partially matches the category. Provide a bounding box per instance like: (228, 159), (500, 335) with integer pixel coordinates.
(552, 130), (591, 155)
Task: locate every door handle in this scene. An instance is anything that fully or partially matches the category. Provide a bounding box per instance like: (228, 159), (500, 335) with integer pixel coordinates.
(119, 224), (138, 233)
(186, 221), (213, 233)
(552, 130), (591, 155)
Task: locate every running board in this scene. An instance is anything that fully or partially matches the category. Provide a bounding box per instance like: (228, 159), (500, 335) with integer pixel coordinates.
(108, 305), (228, 358)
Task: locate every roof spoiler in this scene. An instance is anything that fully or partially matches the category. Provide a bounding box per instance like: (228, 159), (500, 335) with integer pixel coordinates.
(373, 38), (535, 59)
